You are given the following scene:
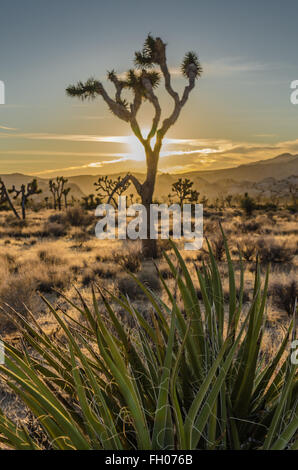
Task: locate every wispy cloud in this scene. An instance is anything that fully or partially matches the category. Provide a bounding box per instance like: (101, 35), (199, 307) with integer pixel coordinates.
(0, 132), (132, 143)
(0, 125), (17, 131)
(31, 158), (125, 175)
(1, 129), (297, 175)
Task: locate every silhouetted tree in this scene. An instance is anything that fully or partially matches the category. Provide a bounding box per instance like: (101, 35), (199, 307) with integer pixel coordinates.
(49, 177), (68, 210)
(0, 178), (20, 219)
(82, 193), (101, 210)
(289, 182), (298, 211)
(62, 187), (71, 208)
(9, 179), (42, 219)
(171, 178), (198, 206)
(66, 34), (202, 257)
(240, 192), (256, 216)
(94, 176), (130, 207)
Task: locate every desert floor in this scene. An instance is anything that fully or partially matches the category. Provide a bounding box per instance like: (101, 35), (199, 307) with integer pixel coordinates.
(0, 205), (297, 427)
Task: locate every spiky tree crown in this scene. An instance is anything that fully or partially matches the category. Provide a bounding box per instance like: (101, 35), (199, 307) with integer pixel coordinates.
(181, 52), (203, 79)
(124, 69), (161, 96)
(134, 34), (160, 68)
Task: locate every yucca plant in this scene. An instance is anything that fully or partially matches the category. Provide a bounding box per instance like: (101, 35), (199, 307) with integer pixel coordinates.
(0, 229), (297, 450)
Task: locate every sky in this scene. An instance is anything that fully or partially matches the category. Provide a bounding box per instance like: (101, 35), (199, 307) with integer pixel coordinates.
(0, 0), (298, 176)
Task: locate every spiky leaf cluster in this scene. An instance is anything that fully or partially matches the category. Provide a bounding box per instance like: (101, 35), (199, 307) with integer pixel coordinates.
(66, 78), (102, 100)
(124, 69), (161, 97)
(134, 34), (159, 69)
(181, 52), (203, 79)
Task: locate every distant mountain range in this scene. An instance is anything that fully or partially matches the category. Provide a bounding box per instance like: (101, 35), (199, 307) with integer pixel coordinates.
(0, 153), (297, 201)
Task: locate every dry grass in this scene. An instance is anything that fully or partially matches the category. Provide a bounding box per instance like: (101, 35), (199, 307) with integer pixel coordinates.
(0, 206), (296, 345)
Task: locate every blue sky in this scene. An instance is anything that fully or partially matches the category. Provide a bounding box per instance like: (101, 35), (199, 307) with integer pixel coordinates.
(0, 0), (298, 175)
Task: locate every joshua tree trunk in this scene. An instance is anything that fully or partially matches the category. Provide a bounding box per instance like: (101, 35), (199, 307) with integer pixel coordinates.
(21, 194), (26, 220)
(140, 148), (158, 257)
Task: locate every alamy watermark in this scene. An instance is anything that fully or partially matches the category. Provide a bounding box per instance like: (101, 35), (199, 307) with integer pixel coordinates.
(95, 196), (203, 250)
(290, 80), (298, 104)
(0, 80), (5, 104)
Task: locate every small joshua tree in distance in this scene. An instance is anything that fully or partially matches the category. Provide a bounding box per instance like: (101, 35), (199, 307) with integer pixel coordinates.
(66, 34), (202, 258)
(49, 177), (68, 211)
(62, 187), (71, 209)
(171, 177), (198, 206)
(9, 179), (42, 219)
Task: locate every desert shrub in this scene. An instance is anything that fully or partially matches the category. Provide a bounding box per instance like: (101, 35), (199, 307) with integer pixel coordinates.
(38, 248), (64, 265)
(71, 229), (90, 242)
(0, 237), (297, 450)
(270, 279), (297, 315)
(210, 236), (225, 261)
(5, 214), (27, 228)
(93, 263), (117, 279)
(239, 238), (256, 261)
(47, 213), (67, 225)
(42, 222), (67, 238)
(81, 269), (96, 287)
(0, 272), (40, 318)
(36, 266), (72, 293)
(240, 193), (257, 216)
(257, 238), (294, 264)
(65, 206), (93, 227)
(113, 250), (142, 273)
(117, 274), (142, 297)
(241, 220), (260, 233)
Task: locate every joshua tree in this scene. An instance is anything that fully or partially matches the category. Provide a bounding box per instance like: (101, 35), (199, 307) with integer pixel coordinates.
(82, 194), (101, 210)
(94, 176), (130, 207)
(0, 179), (20, 219)
(240, 192), (256, 217)
(66, 34), (202, 257)
(49, 177), (68, 211)
(225, 194), (233, 208)
(170, 177), (198, 206)
(289, 182), (298, 211)
(9, 179), (42, 219)
(62, 187), (71, 208)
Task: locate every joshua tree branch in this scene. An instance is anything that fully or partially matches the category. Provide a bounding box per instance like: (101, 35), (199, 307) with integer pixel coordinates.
(155, 38), (180, 104)
(107, 173), (142, 205)
(155, 69), (197, 152)
(141, 73), (161, 141)
(66, 79), (131, 122)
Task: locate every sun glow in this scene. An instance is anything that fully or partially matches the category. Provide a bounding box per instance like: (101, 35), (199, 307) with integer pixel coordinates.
(127, 128), (157, 161)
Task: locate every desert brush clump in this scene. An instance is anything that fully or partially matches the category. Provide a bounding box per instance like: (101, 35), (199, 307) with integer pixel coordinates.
(0, 229), (297, 450)
(257, 238), (295, 264)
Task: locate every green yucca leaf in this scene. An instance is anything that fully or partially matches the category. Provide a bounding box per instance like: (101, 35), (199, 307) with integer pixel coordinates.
(152, 309), (176, 449)
(0, 237), (297, 451)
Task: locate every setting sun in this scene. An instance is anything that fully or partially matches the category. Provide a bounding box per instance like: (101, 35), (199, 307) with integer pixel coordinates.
(127, 129), (157, 161)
